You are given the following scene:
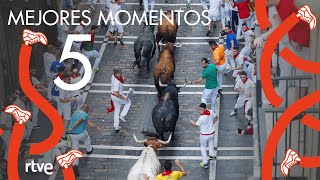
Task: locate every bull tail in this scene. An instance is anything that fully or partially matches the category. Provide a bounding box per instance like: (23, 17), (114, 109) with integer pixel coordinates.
(140, 46), (144, 62)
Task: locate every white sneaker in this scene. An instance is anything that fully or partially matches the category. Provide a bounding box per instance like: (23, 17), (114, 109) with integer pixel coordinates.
(119, 115), (126, 122)
(229, 111), (236, 116)
(115, 126), (122, 131)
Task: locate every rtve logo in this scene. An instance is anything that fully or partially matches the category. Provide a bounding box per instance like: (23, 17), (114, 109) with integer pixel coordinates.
(25, 161), (53, 175)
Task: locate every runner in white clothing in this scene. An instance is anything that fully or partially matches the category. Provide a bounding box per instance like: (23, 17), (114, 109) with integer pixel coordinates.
(73, 18), (85, 53)
(58, 74), (77, 138)
(190, 103), (218, 169)
(207, 0), (225, 36)
(229, 71), (254, 120)
(57, 22), (75, 49)
(107, 67), (131, 131)
(236, 23), (254, 57)
(107, 0), (125, 46)
(229, 46), (244, 78)
(43, 45), (57, 101)
(0, 96), (14, 160)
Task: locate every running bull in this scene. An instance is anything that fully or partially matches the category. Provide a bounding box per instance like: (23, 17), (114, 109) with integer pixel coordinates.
(156, 10), (180, 52)
(133, 25), (156, 72)
(152, 82), (185, 140)
(127, 133), (172, 180)
(153, 42), (176, 98)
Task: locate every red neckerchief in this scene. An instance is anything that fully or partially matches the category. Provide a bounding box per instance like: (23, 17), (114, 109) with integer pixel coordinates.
(201, 109), (211, 115)
(233, 52), (239, 59)
(243, 77), (248, 84)
(71, 74), (78, 78)
(107, 74), (125, 113)
(243, 27), (251, 32)
(88, 31), (95, 44)
(212, 46), (218, 51)
(228, 30), (234, 34)
(58, 74), (64, 80)
(162, 170), (173, 176)
(115, 74), (125, 83)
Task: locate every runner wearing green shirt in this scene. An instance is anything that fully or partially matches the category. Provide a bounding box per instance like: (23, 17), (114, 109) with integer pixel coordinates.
(80, 25), (101, 75)
(188, 58), (219, 111)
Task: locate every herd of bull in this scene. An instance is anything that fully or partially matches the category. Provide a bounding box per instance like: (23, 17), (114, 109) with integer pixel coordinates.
(128, 11), (187, 179)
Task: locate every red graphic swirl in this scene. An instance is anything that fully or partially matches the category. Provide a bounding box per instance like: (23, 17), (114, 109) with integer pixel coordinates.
(280, 48), (320, 74)
(62, 167), (76, 179)
(260, 14), (299, 107)
(301, 114), (320, 131)
(255, 0), (270, 30)
(262, 90), (320, 179)
(7, 124), (25, 180)
(8, 43), (73, 180)
(18, 44), (64, 154)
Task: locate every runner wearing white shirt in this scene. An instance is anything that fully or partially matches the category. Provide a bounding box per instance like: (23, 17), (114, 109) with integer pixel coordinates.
(43, 45), (57, 101)
(73, 19), (85, 53)
(190, 103), (218, 169)
(229, 46), (244, 78)
(13, 93), (33, 141)
(107, 0), (125, 46)
(58, 74), (77, 138)
(107, 68), (131, 131)
(207, 0), (225, 36)
(30, 67), (49, 129)
(57, 22), (74, 49)
(236, 23), (254, 57)
(230, 71), (254, 120)
(70, 69), (84, 110)
(0, 96), (14, 160)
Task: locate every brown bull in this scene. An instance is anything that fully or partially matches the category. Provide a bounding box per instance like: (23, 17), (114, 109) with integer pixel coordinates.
(153, 42), (175, 98)
(156, 10), (178, 52)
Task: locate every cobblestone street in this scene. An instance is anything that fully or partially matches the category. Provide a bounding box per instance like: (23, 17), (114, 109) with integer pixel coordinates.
(17, 0), (254, 179)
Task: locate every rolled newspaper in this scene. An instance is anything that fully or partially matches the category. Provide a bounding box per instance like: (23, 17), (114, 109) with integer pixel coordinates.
(126, 88), (135, 98)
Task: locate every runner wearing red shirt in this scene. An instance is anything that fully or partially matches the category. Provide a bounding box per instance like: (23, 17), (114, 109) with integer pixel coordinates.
(228, 0), (252, 37)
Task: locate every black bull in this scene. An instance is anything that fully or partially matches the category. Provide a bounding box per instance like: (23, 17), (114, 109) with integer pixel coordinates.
(133, 25), (156, 72)
(152, 82), (182, 140)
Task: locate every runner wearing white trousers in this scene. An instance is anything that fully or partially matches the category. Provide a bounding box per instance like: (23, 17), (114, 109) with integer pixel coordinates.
(200, 0), (209, 10)
(208, 0), (225, 33)
(143, 0), (155, 13)
(190, 104), (218, 168)
(230, 72), (254, 120)
(0, 111), (12, 160)
(201, 87), (219, 110)
(70, 130), (92, 166)
(111, 95), (131, 130)
(109, 68), (131, 131)
(80, 50), (101, 74)
(200, 134), (214, 164)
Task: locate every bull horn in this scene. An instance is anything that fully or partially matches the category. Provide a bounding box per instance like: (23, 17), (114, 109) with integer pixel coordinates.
(158, 79), (168, 87)
(173, 42), (182, 48)
(158, 37), (165, 46)
(133, 134), (148, 144)
(157, 133), (172, 145)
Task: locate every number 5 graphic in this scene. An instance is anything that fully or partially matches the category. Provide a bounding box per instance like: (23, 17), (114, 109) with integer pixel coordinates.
(54, 34), (92, 91)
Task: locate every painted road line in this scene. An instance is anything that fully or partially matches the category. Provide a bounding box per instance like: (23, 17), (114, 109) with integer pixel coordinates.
(82, 2), (204, 6)
(94, 41), (245, 45)
(79, 145), (253, 151)
(95, 35), (220, 40)
(84, 90), (239, 95)
(90, 83), (234, 88)
(49, 35), (110, 180)
(210, 97), (220, 180)
(85, 154), (255, 160)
